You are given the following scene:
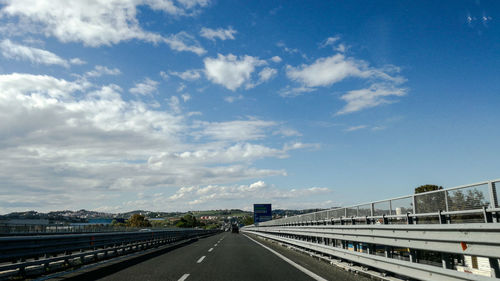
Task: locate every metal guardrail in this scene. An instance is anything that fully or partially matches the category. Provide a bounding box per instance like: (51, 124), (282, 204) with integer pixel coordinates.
(243, 179), (500, 281)
(259, 179), (499, 226)
(0, 229), (218, 279)
(0, 225), (178, 236)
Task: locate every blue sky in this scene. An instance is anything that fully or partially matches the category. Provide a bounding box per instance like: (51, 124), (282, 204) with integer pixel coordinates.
(0, 0), (498, 213)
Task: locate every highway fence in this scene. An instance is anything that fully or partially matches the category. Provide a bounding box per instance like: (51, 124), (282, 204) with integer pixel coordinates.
(0, 228), (218, 279)
(243, 179), (500, 281)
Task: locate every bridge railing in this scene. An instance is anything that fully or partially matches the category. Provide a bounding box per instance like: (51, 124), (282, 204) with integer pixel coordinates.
(243, 179), (500, 280)
(258, 179), (499, 226)
(0, 228), (218, 279)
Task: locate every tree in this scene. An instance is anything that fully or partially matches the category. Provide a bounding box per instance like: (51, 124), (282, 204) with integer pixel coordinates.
(242, 216), (254, 226)
(127, 214), (152, 227)
(414, 184), (445, 214)
(414, 184), (443, 194)
(176, 214), (198, 228)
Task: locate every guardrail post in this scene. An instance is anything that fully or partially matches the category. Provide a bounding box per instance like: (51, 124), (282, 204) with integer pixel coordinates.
(406, 213), (413, 224)
(483, 206), (493, 223)
(489, 258), (500, 278)
(438, 210), (446, 224)
(489, 181), (498, 223)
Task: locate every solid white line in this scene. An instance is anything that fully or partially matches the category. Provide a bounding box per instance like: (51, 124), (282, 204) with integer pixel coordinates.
(178, 273), (190, 281)
(243, 234), (328, 281)
(208, 248), (213, 252)
(197, 256), (206, 263)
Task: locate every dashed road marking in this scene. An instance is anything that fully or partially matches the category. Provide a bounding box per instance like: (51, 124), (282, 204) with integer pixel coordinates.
(197, 256), (206, 263)
(178, 273), (190, 281)
(208, 248), (213, 252)
(214, 243), (218, 247)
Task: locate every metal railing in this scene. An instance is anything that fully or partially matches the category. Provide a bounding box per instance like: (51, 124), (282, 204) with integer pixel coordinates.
(243, 179), (500, 281)
(0, 224), (178, 236)
(0, 228), (218, 279)
(259, 179), (499, 226)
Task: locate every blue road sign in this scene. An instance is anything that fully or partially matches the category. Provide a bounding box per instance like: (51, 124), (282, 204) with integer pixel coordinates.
(254, 204), (272, 224)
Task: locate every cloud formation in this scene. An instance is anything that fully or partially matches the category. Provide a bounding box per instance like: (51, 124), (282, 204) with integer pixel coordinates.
(129, 78), (159, 95)
(200, 26), (237, 41)
(0, 72), (305, 212)
(337, 84), (407, 115)
(85, 65), (121, 77)
(0, 0), (208, 53)
(0, 39), (82, 68)
(204, 54), (267, 91)
(285, 53), (407, 114)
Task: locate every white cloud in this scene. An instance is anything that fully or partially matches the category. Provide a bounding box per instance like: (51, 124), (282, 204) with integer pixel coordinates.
(224, 95), (243, 103)
(285, 53), (407, 113)
(0, 0), (208, 53)
(337, 84), (407, 115)
(287, 54), (404, 88)
(200, 26), (237, 41)
(279, 85), (315, 98)
(181, 93), (191, 102)
(159, 71), (169, 80)
(193, 119), (276, 142)
(85, 65), (121, 77)
(163, 32), (206, 55)
(345, 125), (367, 132)
(273, 128), (302, 137)
(168, 96), (181, 113)
(0, 73), (309, 212)
(163, 181), (331, 208)
(287, 54), (368, 88)
(169, 69), (202, 81)
(270, 56), (282, 63)
(258, 67), (277, 82)
(69, 58), (86, 65)
(277, 42), (299, 54)
(335, 44), (347, 53)
(177, 83), (186, 92)
(129, 78), (159, 95)
(204, 54), (267, 91)
(0, 39), (83, 68)
(319, 36), (340, 48)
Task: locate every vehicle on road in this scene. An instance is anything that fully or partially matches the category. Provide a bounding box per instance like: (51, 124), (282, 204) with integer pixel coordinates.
(231, 225), (239, 233)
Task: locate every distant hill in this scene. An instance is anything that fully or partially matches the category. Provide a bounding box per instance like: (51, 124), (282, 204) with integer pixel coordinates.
(0, 207), (333, 223)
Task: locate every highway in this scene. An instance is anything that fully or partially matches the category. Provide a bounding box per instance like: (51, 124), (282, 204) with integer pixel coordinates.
(61, 232), (370, 281)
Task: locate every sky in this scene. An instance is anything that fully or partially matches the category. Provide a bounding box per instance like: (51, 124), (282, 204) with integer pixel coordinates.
(0, 0), (499, 214)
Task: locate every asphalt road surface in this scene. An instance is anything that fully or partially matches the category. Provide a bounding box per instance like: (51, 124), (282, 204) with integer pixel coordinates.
(91, 232), (370, 281)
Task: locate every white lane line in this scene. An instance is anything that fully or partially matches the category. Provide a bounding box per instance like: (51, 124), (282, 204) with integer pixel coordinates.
(244, 234), (328, 281)
(208, 248), (214, 252)
(178, 273), (190, 281)
(197, 256), (206, 263)
(214, 243), (218, 247)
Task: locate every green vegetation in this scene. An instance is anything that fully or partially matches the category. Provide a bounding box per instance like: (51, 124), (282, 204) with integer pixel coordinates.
(414, 184), (443, 194)
(242, 215), (254, 226)
(126, 214), (152, 227)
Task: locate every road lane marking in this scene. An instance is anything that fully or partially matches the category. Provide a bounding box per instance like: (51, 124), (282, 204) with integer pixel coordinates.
(244, 234), (328, 281)
(208, 248), (213, 252)
(197, 256), (206, 263)
(214, 243), (218, 247)
(178, 273), (190, 281)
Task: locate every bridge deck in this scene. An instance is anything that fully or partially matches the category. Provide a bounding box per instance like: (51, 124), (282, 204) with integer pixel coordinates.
(75, 232), (370, 281)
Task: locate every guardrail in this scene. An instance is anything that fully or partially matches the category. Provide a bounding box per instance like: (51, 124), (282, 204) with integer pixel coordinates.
(0, 224), (178, 236)
(259, 179), (499, 226)
(243, 179), (500, 280)
(0, 228), (218, 279)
